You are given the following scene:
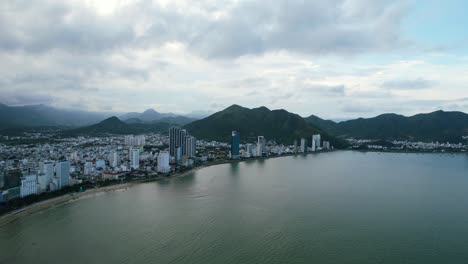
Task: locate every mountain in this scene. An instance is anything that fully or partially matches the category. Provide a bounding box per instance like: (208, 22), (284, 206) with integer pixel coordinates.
(124, 116), (196, 126)
(305, 110), (468, 143)
(62, 116), (173, 136)
(184, 105), (347, 148)
(0, 104), (112, 129)
(120, 108), (181, 122)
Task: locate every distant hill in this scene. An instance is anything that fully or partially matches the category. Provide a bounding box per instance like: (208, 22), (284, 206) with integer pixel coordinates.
(62, 116), (173, 136)
(184, 105), (347, 148)
(0, 104), (112, 129)
(119, 108), (191, 123)
(124, 116), (196, 126)
(305, 110), (468, 143)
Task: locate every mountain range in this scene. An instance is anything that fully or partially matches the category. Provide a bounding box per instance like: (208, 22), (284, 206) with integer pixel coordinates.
(1, 103), (467, 144)
(305, 110), (468, 143)
(0, 104), (196, 129)
(184, 105), (348, 148)
(61, 116), (174, 136)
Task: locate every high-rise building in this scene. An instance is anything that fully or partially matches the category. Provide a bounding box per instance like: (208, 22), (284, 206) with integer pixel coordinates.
(43, 161), (54, 183)
(300, 138), (306, 153)
(231, 131), (240, 159)
(20, 175), (37, 198)
(312, 134), (321, 151)
(131, 148), (140, 170)
(184, 136), (196, 158)
(37, 174), (49, 193)
(170, 127), (194, 160)
(257, 136), (266, 157)
(56, 161), (70, 189)
(293, 140), (298, 154)
(110, 150), (120, 168)
(125, 135), (146, 146)
(246, 143), (254, 157)
(157, 151), (170, 173)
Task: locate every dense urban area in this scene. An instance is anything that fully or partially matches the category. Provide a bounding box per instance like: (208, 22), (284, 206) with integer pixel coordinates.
(0, 128), (467, 214)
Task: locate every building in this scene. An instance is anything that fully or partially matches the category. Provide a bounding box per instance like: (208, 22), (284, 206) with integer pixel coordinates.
(169, 127), (187, 160)
(312, 134), (321, 151)
(43, 161), (54, 183)
(184, 136), (196, 158)
(257, 136), (266, 157)
(300, 138), (306, 153)
(246, 143), (254, 157)
(157, 151), (171, 173)
(323, 141), (331, 150)
(20, 175), (37, 198)
(124, 135), (146, 146)
(110, 151), (120, 168)
(3, 168), (22, 190)
(131, 148), (140, 170)
(56, 161), (70, 189)
(37, 174), (49, 193)
(231, 131), (240, 159)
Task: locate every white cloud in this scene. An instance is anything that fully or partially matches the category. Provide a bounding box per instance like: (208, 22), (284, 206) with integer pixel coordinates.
(0, 0), (466, 119)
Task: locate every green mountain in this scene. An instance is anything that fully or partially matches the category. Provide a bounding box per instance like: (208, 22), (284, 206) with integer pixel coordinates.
(184, 105), (347, 148)
(305, 110), (468, 143)
(62, 116), (173, 136)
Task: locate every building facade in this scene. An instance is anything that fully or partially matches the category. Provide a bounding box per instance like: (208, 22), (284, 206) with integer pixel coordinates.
(231, 131), (240, 159)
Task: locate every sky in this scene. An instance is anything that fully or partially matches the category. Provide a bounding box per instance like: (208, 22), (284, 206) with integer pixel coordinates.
(0, 0), (467, 119)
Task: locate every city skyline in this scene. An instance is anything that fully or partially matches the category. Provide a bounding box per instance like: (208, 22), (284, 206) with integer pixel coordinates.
(0, 0), (467, 119)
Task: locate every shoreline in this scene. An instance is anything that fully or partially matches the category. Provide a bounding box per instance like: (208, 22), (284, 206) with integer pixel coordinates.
(1, 150), (465, 226)
(0, 152), (304, 226)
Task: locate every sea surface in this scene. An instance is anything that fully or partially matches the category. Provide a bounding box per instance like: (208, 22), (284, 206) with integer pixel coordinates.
(1, 151), (468, 264)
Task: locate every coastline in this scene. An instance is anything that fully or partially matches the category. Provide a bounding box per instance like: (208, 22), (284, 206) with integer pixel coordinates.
(0, 152), (303, 226)
(1, 149), (464, 226)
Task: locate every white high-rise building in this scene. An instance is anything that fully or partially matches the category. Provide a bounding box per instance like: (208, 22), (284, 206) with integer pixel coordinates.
(43, 161), (54, 183)
(37, 174), (48, 193)
(312, 134), (321, 151)
(157, 151), (170, 173)
(125, 135), (146, 146)
(246, 143), (254, 157)
(111, 151), (120, 168)
(20, 175), (37, 197)
(56, 161), (70, 189)
(257, 136), (266, 157)
(300, 138), (306, 153)
(183, 136), (196, 158)
(131, 148), (140, 170)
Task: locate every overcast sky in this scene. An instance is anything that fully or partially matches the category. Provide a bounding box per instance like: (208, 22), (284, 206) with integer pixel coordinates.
(0, 0), (467, 119)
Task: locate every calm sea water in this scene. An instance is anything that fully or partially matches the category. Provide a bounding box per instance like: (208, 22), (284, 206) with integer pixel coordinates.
(1, 151), (468, 264)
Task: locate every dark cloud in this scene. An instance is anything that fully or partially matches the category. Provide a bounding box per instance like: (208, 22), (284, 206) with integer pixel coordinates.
(381, 78), (436, 90)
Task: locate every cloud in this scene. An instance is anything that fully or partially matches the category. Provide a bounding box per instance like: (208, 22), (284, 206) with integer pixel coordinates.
(0, 0), (409, 58)
(302, 84), (346, 97)
(381, 78), (436, 90)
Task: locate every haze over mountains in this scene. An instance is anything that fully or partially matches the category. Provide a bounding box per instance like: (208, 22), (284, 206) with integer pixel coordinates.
(0, 104), (197, 129)
(1, 103), (467, 144)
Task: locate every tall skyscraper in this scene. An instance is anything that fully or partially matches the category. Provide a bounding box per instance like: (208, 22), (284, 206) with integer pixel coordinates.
(231, 131), (240, 159)
(131, 148), (140, 170)
(300, 138), (306, 153)
(170, 127), (194, 160)
(183, 136), (196, 158)
(257, 136), (266, 157)
(56, 161), (70, 189)
(43, 161), (54, 183)
(157, 151), (170, 173)
(110, 150), (120, 168)
(312, 134), (321, 151)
